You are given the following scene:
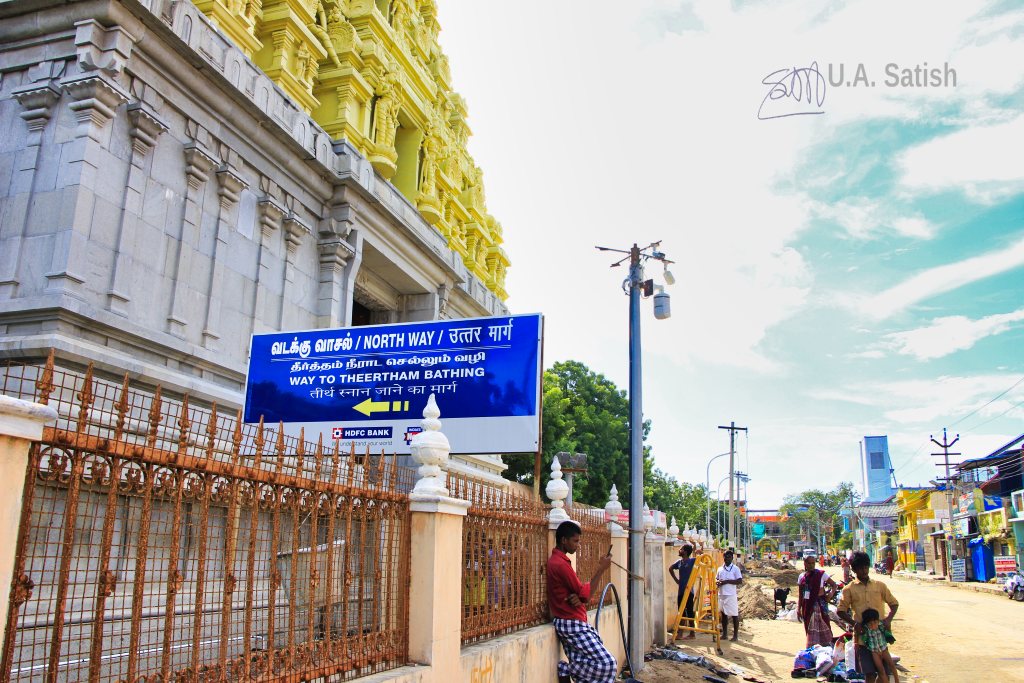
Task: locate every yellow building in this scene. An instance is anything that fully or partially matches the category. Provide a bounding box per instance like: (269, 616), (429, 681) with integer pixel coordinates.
(894, 488), (933, 570)
(194, 0), (510, 299)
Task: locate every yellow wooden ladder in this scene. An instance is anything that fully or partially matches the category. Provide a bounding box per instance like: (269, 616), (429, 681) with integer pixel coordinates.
(669, 553), (723, 653)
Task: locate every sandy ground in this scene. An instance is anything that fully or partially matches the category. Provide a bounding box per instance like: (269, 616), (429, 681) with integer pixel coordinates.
(634, 565), (1024, 683)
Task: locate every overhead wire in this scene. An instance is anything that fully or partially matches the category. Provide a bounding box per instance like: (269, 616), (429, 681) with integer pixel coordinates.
(959, 395), (1024, 433)
(891, 373), (1024, 482)
(948, 374), (1024, 428)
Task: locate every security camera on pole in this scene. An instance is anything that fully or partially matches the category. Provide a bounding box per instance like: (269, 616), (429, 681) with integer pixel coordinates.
(594, 241), (674, 675)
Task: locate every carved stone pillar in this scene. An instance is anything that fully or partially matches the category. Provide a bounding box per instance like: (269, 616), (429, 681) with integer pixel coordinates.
(167, 142), (217, 337)
(316, 204), (357, 328)
(44, 75), (129, 297)
(202, 164), (247, 349)
(251, 197), (284, 335)
(0, 82), (62, 297)
(280, 212), (308, 330)
(107, 102), (168, 315)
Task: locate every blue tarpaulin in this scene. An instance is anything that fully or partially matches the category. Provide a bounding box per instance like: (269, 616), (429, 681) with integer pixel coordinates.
(969, 537), (995, 582)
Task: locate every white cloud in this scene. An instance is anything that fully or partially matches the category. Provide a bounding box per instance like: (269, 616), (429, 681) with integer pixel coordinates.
(881, 308), (1024, 360)
(859, 235), (1024, 319)
(899, 114), (1024, 202)
(435, 0), (1024, 507)
(813, 198), (936, 240)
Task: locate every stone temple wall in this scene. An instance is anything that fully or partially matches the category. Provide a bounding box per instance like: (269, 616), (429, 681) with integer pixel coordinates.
(0, 0), (507, 414)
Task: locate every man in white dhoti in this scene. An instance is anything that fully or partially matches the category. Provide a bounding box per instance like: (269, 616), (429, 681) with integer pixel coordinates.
(716, 550), (743, 641)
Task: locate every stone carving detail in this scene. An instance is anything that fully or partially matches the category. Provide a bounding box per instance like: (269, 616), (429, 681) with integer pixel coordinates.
(13, 82), (62, 134)
(283, 213), (308, 254)
(127, 102), (169, 158)
(257, 197), (285, 240)
(74, 19), (135, 76)
(317, 218), (356, 271)
(215, 165), (247, 209)
(62, 75), (129, 139)
(326, 4), (361, 54)
(183, 143), (217, 191)
(371, 71), (400, 149)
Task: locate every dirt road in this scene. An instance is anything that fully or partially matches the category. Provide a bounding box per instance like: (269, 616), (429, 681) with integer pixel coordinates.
(645, 567), (1023, 683)
(872, 571), (1023, 682)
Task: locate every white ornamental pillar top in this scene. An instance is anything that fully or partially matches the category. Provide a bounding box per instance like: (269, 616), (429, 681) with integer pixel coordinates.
(410, 394), (450, 497)
(605, 483), (623, 519)
(669, 517), (680, 539)
(546, 456), (570, 523)
(642, 503), (655, 538)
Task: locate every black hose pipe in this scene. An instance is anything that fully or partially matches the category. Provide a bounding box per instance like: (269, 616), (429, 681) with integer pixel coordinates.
(593, 581), (642, 682)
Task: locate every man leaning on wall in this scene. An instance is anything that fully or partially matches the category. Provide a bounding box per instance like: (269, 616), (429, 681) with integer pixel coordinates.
(546, 520), (616, 683)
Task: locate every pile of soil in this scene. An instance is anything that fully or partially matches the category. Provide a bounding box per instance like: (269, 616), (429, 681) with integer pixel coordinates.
(772, 569), (800, 587)
(737, 581), (778, 620)
(744, 561), (800, 587)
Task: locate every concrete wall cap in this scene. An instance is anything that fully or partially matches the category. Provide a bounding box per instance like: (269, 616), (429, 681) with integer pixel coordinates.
(409, 494), (471, 516)
(0, 394), (58, 441)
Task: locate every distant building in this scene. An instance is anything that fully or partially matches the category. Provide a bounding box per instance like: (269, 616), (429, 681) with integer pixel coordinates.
(854, 496), (897, 563)
(748, 509), (807, 555)
(862, 435), (896, 502)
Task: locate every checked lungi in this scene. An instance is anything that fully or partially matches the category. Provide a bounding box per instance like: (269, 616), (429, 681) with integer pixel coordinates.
(553, 618), (617, 683)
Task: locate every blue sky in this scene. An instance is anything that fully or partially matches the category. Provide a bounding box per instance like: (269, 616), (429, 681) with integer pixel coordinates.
(434, 0), (1024, 507)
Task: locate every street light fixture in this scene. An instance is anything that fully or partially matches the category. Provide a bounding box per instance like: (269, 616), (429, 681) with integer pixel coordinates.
(793, 500), (825, 554)
(705, 451), (731, 534)
(716, 474), (732, 545)
(595, 241), (674, 674)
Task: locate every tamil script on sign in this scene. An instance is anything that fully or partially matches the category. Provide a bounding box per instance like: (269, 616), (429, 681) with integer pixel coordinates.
(244, 314), (543, 454)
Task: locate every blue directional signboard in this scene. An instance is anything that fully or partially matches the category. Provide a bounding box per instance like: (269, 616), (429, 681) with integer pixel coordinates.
(244, 314), (543, 454)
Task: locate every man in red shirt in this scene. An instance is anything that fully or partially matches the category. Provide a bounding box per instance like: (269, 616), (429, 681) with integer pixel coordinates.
(547, 520), (615, 683)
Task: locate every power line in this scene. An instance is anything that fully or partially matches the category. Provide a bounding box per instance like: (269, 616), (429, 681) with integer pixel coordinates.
(948, 374), (1024, 427)
(960, 395), (1024, 433)
(892, 374), (1024, 479)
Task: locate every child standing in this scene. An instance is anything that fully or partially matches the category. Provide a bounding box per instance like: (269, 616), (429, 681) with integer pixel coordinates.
(860, 608), (898, 683)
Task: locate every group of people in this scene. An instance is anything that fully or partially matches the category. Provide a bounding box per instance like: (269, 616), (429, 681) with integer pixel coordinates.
(545, 521), (749, 682)
(546, 521), (902, 683)
(798, 551), (901, 683)
(667, 544), (744, 641)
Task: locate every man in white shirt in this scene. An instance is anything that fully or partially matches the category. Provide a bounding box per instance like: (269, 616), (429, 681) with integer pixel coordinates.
(716, 550), (744, 641)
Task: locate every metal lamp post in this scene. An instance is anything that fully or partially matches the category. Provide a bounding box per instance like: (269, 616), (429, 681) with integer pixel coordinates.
(705, 451), (731, 535)
(716, 474), (731, 545)
(595, 241), (674, 675)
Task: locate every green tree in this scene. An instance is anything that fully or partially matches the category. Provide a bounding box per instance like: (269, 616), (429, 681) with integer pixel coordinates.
(779, 482), (859, 550)
(645, 469), (727, 535)
(502, 360), (648, 506)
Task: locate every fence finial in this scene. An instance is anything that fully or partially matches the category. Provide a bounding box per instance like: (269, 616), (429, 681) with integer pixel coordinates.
(604, 484), (623, 528)
(643, 503), (655, 538)
(669, 517), (680, 542)
(410, 394), (450, 496)
(546, 457), (569, 523)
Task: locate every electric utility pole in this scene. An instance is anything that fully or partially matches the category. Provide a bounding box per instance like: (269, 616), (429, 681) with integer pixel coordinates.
(718, 421), (747, 547)
(595, 240), (674, 676)
(931, 428), (960, 573)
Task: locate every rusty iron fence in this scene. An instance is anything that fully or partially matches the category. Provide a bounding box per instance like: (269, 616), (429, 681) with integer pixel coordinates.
(453, 474), (549, 644)
(0, 355), (413, 682)
(566, 504), (613, 608)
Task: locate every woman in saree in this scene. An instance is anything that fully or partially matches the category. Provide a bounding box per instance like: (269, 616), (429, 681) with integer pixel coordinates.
(797, 554), (838, 647)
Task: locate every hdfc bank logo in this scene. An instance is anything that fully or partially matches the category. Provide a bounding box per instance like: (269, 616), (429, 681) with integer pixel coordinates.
(331, 427), (343, 439)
